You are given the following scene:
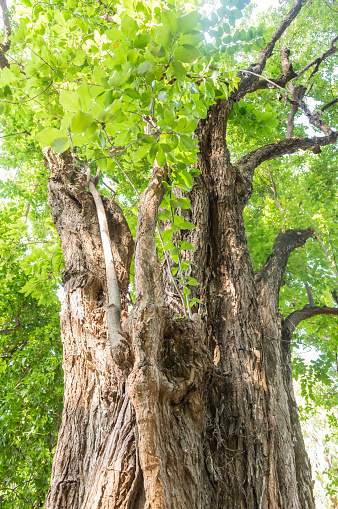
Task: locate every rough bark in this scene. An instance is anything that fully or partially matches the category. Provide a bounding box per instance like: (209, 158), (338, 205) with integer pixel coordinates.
(44, 150), (139, 509)
(180, 102), (315, 508)
(44, 96), (321, 507)
(43, 0), (338, 500)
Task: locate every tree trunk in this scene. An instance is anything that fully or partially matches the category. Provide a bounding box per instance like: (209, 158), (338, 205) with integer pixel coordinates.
(44, 103), (315, 508)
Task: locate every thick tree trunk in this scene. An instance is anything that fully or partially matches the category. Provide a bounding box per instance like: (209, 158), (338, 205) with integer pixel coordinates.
(44, 151), (141, 508)
(45, 101), (315, 508)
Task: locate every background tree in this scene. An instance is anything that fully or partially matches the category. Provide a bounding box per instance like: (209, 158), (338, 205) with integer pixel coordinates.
(0, 173), (63, 507)
(0, 0), (338, 507)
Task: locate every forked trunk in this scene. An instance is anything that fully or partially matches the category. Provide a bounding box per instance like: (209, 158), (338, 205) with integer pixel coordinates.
(45, 105), (315, 508)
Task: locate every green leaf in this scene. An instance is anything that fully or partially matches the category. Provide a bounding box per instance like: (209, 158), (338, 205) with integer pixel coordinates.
(157, 148), (166, 167)
(223, 22), (231, 34)
(70, 111), (93, 133)
(187, 277), (199, 286)
(36, 128), (65, 146)
(180, 241), (195, 250)
(121, 14), (138, 39)
(174, 45), (200, 63)
(164, 241), (175, 250)
(177, 11), (200, 34)
(54, 10), (66, 26)
(136, 60), (153, 74)
(59, 90), (81, 112)
(180, 135), (197, 151)
(169, 246), (179, 263)
(170, 60), (187, 80)
(193, 100), (207, 118)
(171, 223), (181, 231)
(51, 137), (70, 153)
(158, 90), (168, 102)
(154, 25), (172, 46)
(178, 32), (204, 46)
(109, 69), (131, 87)
(162, 229), (173, 242)
(76, 84), (92, 112)
(170, 198), (181, 209)
(183, 286), (191, 295)
(162, 181), (172, 192)
(106, 27), (125, 41)
(176, 197), (191, 209)
(133, 143), (149, 162)
(232, 8), (243, 19)
(180, 221), (196, 230)
(189, 297), (203, 306)
(158, 209), (171, 220)
(133, 33), (150, 48)
(176, 117), (187, 131)
(161, 10), (177, 36)
(180, 169), (194, 188)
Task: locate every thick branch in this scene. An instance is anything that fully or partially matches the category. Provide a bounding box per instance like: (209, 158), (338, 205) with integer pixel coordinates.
(134, 161), (169, 306)
(305, 283), (315, 307)
(246, 48), (298, 94)
(256, 227), (314, 296)
(236, 131), (338, 182)
(235, 0), (307, 99)
(321, 97), (338, 113)
(0, 324), (21, 334)
(283, 305), (338, 338)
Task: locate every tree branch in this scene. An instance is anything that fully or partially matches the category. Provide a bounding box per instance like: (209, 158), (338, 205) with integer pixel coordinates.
(321, 97), (338, 113)
(134, 161), (169, 307)
(75, 158), (127, 366)
(300, 101), (334, 136)
(294, 35), (338, 81)
(244, 48), (298, 94)
(283, 305), (338, 338)
(239, 35), (337, 99)
(236, 131), (338, 183)
(0, 324), (22, 335)
(235, 0), (307, 99)
(265, 165), (284, 212)
(286, 84), (306, 138)
(256, 227), (314, 299)
(305, 282), (315, 307)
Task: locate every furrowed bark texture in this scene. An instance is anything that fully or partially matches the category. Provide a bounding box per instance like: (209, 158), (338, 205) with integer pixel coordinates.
(44, 150), (141, 509)
(182, 101), (315, 508)
(45, 109), (318, 507)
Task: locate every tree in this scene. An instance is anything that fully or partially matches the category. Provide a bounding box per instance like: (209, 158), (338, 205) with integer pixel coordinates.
(0, 0), (338, 506)
(0, 183), (63, 506)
